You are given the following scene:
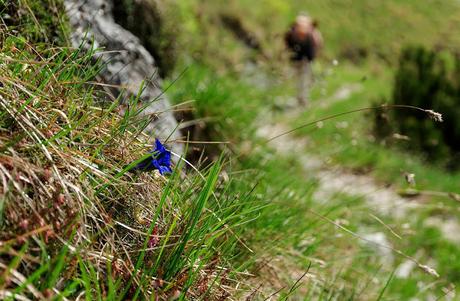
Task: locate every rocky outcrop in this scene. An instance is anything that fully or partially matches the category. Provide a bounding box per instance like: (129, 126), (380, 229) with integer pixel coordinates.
(64, 0), (183, 157)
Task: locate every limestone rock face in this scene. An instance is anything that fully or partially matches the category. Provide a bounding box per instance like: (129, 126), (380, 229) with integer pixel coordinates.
(64, 0), (183, 157)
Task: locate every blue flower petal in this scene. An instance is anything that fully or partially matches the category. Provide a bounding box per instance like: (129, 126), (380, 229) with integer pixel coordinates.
(154, 138), (167, 153)
(158, 165), (172, 175)
(151, 159), (161, 169)
(130, 138), (173, 174)
(157, 152), (171, 166)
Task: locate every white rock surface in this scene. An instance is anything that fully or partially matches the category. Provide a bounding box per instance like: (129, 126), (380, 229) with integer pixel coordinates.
(64, 0), (183, 156)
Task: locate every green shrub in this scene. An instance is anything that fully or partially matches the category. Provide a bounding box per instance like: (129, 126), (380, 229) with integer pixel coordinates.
(382, 46), (460, 168)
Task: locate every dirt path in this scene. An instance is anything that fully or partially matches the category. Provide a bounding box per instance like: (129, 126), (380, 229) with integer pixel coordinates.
(252, 107), (460, 300)
(257, 122), (419, 218)
(319, 83), (363, 108)
(256, 85), (460, 249)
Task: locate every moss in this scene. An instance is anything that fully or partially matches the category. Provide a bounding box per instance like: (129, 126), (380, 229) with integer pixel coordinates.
(0, 0), (68, 45)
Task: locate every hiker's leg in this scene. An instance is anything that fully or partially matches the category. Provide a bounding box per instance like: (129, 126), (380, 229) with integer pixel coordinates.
(305, 60), (313, 99)
(297, 59), (309, 106)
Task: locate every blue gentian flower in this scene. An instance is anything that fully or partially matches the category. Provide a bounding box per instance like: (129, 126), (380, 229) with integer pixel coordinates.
(132, 139), (172, 175)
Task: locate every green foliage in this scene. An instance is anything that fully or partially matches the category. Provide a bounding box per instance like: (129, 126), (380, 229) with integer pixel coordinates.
(167, 65), (261, 141)
(0, 0), (67, 44)
(5, 0), (460, 299)
(391, 46), (460, 167)
(0, 11), (256, 300)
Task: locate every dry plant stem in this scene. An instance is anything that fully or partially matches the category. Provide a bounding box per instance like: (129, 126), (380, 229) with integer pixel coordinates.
(174, 140), (230, 145)
(369, 213), (402, 240)
(260, 102), (443, 276)
(267, 104), (438, 142)
(0, 263), (45, 300)
(308, 209), (439, 277)
(0, 226), (52, 247)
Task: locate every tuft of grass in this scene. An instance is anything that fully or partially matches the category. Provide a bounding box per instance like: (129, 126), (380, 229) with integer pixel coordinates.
(0, 20), (259, 300)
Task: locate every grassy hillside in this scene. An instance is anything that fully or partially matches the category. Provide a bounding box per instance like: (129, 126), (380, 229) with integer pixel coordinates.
(0, 2), (257, 300)
(163, 0), (460, 70)
(163, 0), (460, 299)
(2, 0), (460, 300)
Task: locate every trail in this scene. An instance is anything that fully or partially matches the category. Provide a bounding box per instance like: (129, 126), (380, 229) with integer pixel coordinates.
(257, 121), (419, 219)
(244, 60), (460, 298)
(254, 84), (460, 292)
(256, 84), (460, 244)
(256, 81), (416, 219)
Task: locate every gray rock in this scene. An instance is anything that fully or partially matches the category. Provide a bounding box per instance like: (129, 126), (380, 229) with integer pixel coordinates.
(64, 0), (183, 157)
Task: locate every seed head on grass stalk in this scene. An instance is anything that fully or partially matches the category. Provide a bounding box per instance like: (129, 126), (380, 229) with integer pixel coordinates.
(267, 104), (443, 142)
(425, 109), (443, 122)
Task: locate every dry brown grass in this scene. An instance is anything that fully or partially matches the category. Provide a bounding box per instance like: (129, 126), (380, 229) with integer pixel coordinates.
(0, 32), (246, 300)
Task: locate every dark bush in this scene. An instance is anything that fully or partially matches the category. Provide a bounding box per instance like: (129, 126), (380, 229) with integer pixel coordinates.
(112, 0), (177, 78)
(382, 46), (460, 168)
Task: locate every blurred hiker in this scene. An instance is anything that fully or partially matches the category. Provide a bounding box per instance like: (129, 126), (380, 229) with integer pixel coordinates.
(285, 14), (323, 106)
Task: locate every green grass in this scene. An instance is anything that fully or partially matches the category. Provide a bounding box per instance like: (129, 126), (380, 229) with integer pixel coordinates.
(0, 10), (259, 300)
(166, 62), (460, 299)
(163, 0), (460, 298)
(163, 0), (460, 71)
(3, 0), (460, 300)
(289, 61), (460, 195)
